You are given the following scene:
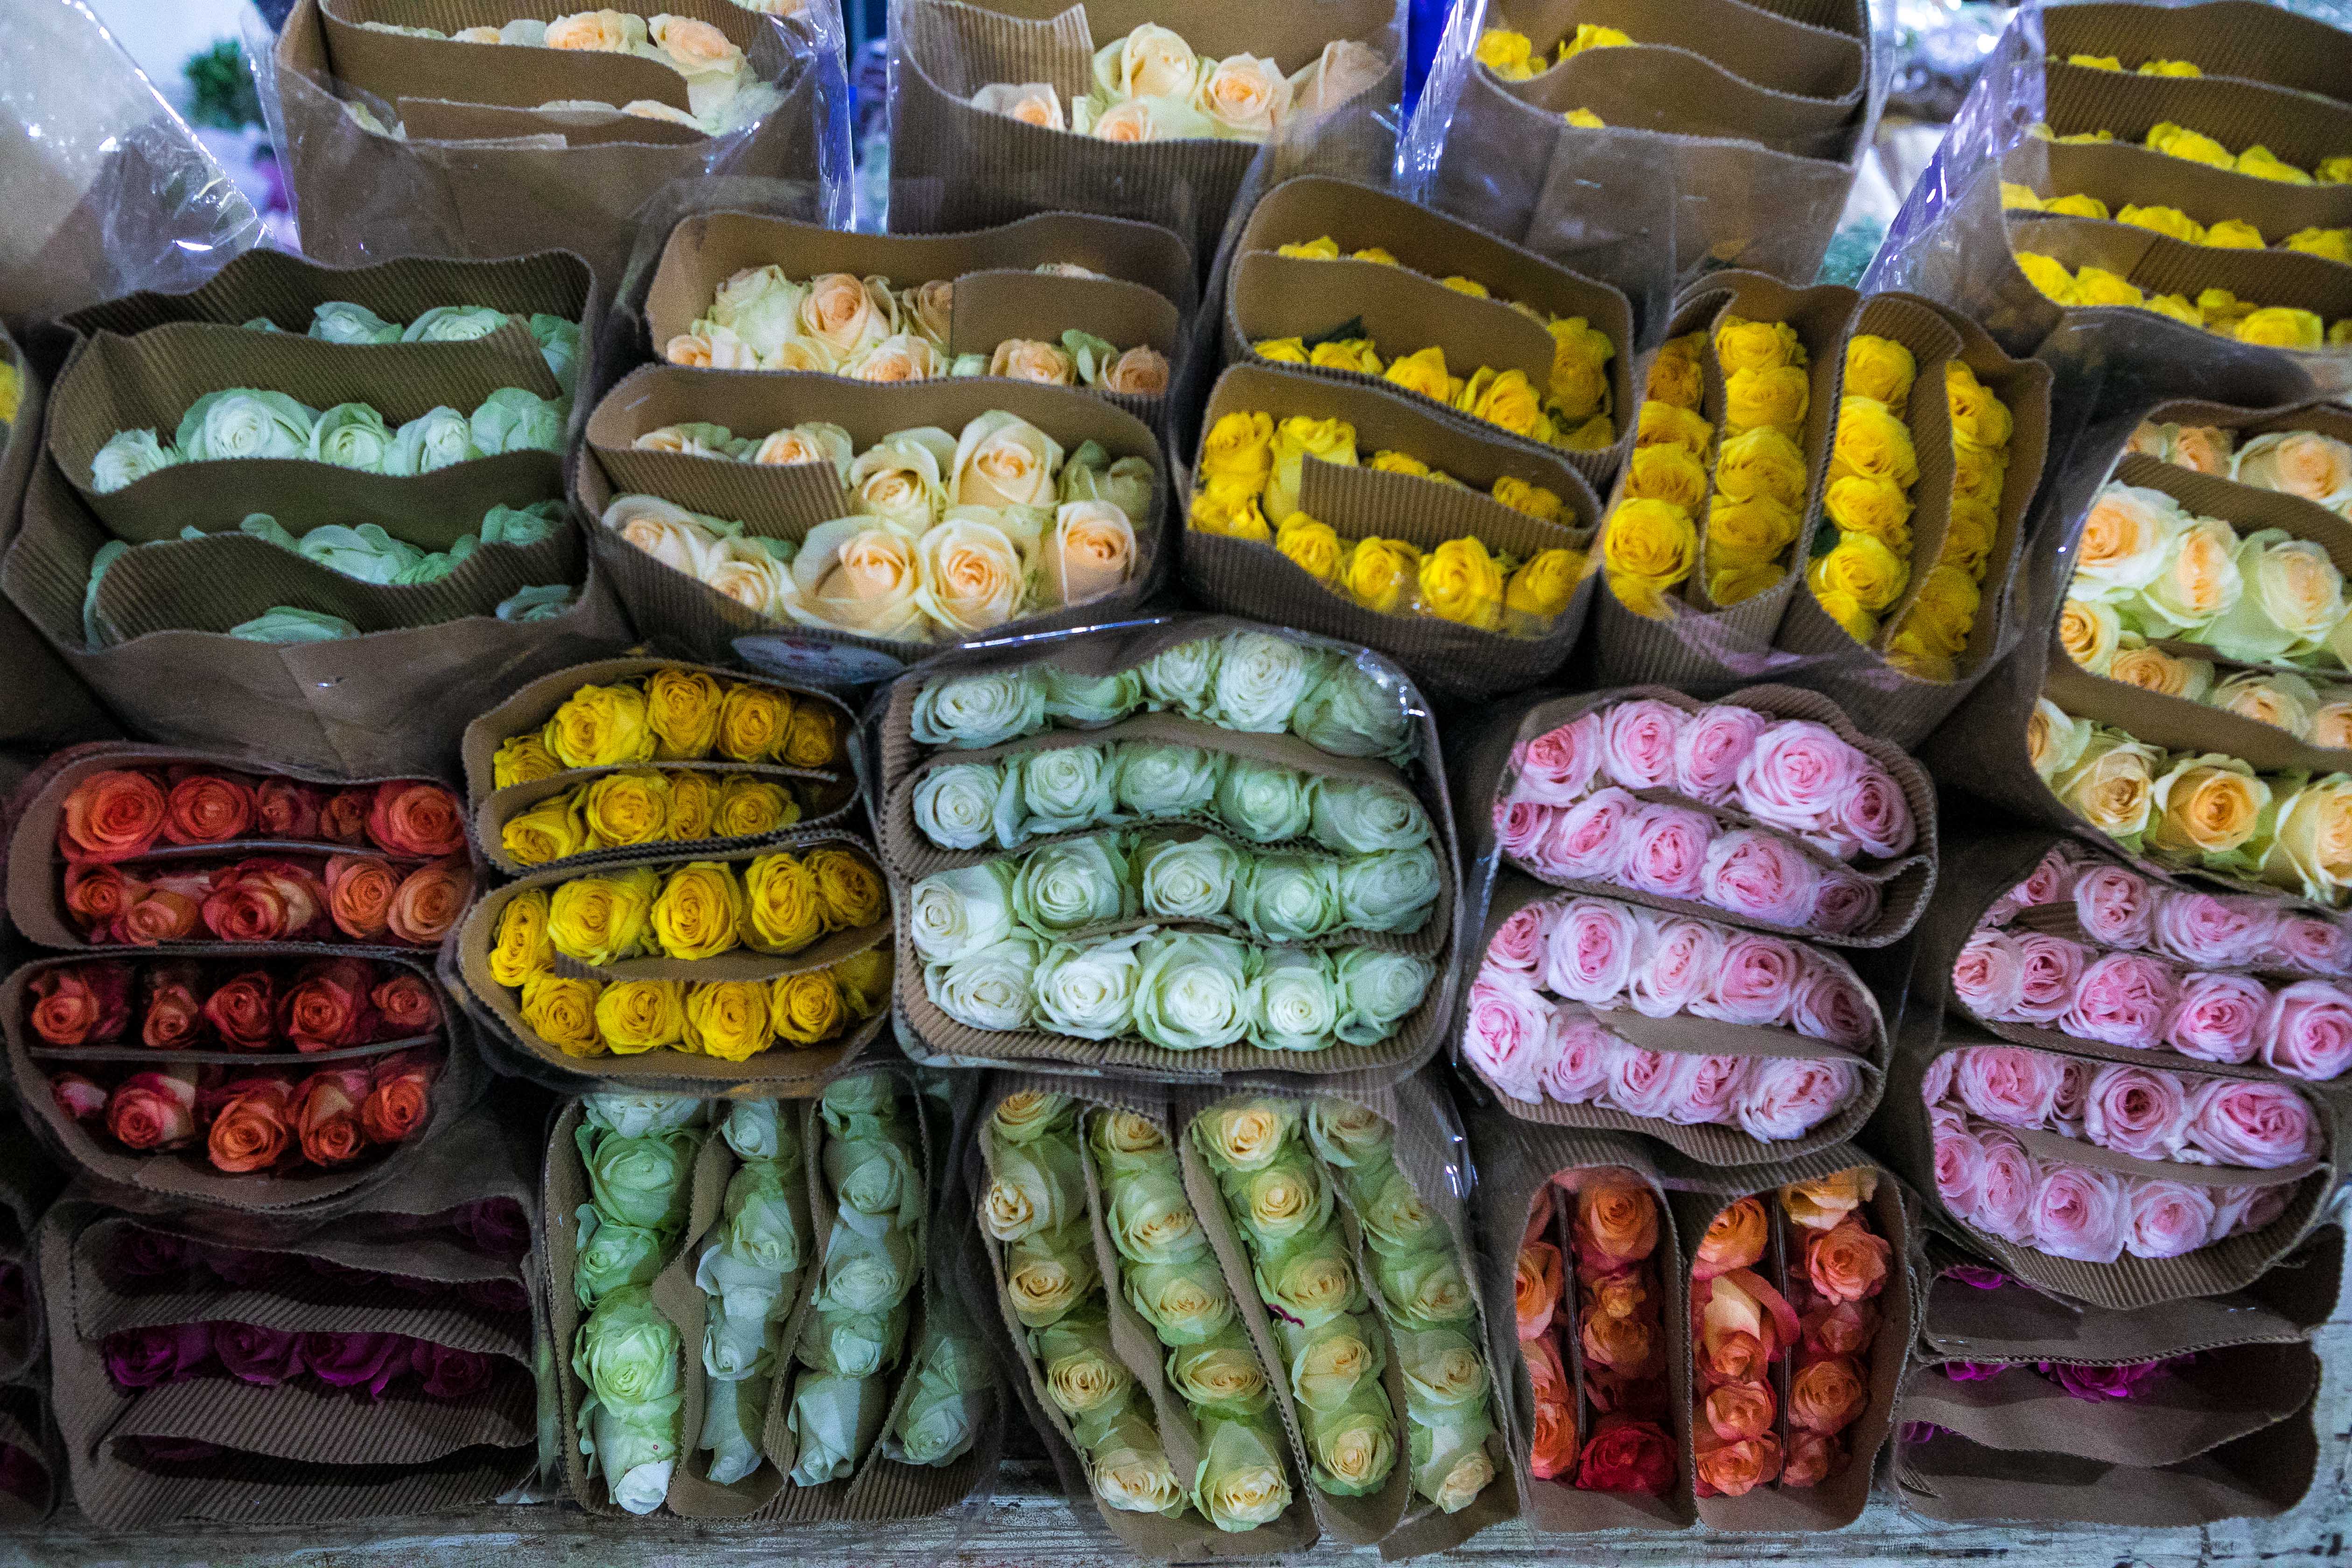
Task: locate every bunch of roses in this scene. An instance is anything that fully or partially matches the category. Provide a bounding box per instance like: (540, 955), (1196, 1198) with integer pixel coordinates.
(1926, 1045), (2321, 1169)
(92, 385), (567, 493)
(967, 24), (1383, 146)
(104, 1321), (497, 1401)
(602, 416), (1147, 642)
(1941, 1353), (2191, 1400)
(26, 957), (441, 1052)
(2028, 700), (2352, 904)
(358, 7), (772, 123)
(1250, 332), (1613, 454)
(1980, 842), (2352, 979)
(239, 300), (579, 392)
(503, 772), (806, 867)
(1521, 1177), (1677, 1496)
(2129, 421), (2352, 520)
(1187, 409), (1584, 635)
(2002, 184), (2352, 265)
(529, 847), (883, 967)
(2013, 247), (2352, 347)
(2044, 116), (2352, 190)
(57, 770), (466, 866)
(1267, 234), (1619, 440)
(105, 1227), (529, 1316)
(63, 853), (467, 952)
(497, 670), (841, 791)
(53, 1051), (438, 1172)
(1771, 1175), (1893, 1487)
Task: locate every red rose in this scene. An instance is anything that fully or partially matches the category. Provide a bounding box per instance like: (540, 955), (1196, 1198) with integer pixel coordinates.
(63, 864), (142, 934)
(200, 859), (327, 945)
(28, 963), (133, 1046)
(386, 861), (468, 947)
(325, 855), (399, 941)
(106, 1070), (199, 1150)
(1802, 1300), (1878, 1359)
(254, 778), (326, 840)
(161, 773), (256, 846)
(57, 770), (167, 863)
(51, 1073), (108, 1121)
(367, 782), (467, 859)
(295, 1068), (372, 1166)
(1574, 1415), (1675, 1495)
(361, 1054), (436, 1145)
(206, 1077), (295, 1173)
(200, 972), (278, 1050)
(279, 959), (377, 1052)
(369, 972), (442, 1037)
(139, 963), (207, 1050)
(319, 790), (373, 845)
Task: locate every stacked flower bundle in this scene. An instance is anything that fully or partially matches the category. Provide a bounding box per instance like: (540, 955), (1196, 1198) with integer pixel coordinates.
(25, 955), (438, 1054)
(230, 300), (580, 392)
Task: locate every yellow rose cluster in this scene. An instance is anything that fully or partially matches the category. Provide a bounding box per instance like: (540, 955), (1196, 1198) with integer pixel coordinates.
(2054, 52), (2202, 77)
(1190, 410), (1584, 632)
(1809, 337), (1920, 649)
(1474, 24), (1630, 82)
(2013, 251), (2352, 349)
(1251, 336), (1613, 452)
(494, 670), (841, 790)
(1268, 235), (1619, 443)
(501, 770), (805, 866)
(502, 846), (886, 972)
(2001, 183), (2352, 261)
(1882, 362), (2015, 680)
(2029, 120), (2352, 186)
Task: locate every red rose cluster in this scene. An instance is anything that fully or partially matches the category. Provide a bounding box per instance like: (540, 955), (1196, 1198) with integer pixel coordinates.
(57, 770), (466, 864)
(52, 1051), (439, 1172)
(62, 854), (468, 950)
(27, 958), (441, 1052)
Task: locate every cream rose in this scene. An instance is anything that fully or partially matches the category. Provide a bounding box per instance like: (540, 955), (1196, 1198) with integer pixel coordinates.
(546, 10), (644, 51)
(1103, 347), (1170, 396)
(2072, 484), (2183, 602)
(604, 495), (724, 578)
(2058, 597), (2120, 673)
(844, 333), (945, 383)
(971, 82), (1064, 128)
(650, 15), (745, 81)
(1194, 54), (1291, 138)
(1045, 500), (1135, 609)
(1079, 95), (1213, 143)
(798, 273), (891, 357)
(2212, 671), (2320, 737)
(915, 514), (1029, 635)
(665, 325), (762, 369)
(750, 421), (855, 478)
(2026, 696), (2093, 780)
(766, 338), (842, 374)
(953, 411), (1064, 509)
(849, 427), (958, 531)
(2192, 531), (2345, 665)
(701, 535), (794, 617)
(905, 279), (954, 347)
(1288, 40), (1386, 116)
(2148, 754), (2271, 859)
(2234, 430), (2352, 508)
(988, 339), (1076, 385)
(2052, 729), (2163, 843)
(1095, 23), (1200, 101)
(2123, 515), (2242, 635)
(786, 518), (930, 640)
(2262, 775), (2352, 901)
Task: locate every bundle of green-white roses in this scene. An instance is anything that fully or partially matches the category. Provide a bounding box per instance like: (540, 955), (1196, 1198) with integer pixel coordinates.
(691, 1097), (811, 1485)
(245, 302), (581, 395)
(91, 385), (567, 491)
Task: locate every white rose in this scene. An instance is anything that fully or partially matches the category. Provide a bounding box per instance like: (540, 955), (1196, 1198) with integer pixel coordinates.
(1094, 23), (1200, 101)
(1206, 631), (1314, 731)
(925, 936), (1040, 1031)
(1193, 54), (1290, 139)
(666, 323), (764, 370)
(2070, 484), (2184, 603)
(1078, 94), (1215, 142)
(1035, 930), (1151, 1039)
(709, 265), (807, 360)
(700, 535), (795, 617)
(912, 762), (1004, 850)
(909, 861), (1016, 964)
(971, 82), (1064, 128)
(1288, 40), (1386, 116)
(749, 422), (855, 478)
(842, 333), (946, 384)
(914, 513), (1030, 636)
(2026, 696), (2094, 781)
(604, 494), (725, 578)
(850, 427), (959, 531)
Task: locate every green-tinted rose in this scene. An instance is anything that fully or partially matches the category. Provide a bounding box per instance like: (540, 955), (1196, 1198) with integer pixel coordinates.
(1311, 779), (1433, 855)
(1353, 1162), (1439, 1256)
(1085, 1106), (1174, 1178)
(814, 1223), (915, 1316)
(1113, 742), (1225, 818)
(1291, 655), (1416, 763)
(1253, 1232), (1362, 1330)
(1135, 834), (1240, 921)
(828, 1130), (920, 1232)
(403, 304), (510, 342)
(1124, 1256), (1236, 1345)
(532, 312), (583, 395)
(583, 1092), (704, 1139)
(1193, 1414), (1294, 1530)
(1042, 667), (1141, 728)
(296, 522), (420, 583)
(911, 669), (1045, 749)
(1281, 1311), (1383, 1413)
(308, 301), (400, 344)
(177, 389), (317, 461)
(925, 935), (1041, 1032)
(229, 606), (358, 643)
(1089, 1410), (1186, 1516)
(702, 1307), (772, 1382)
(697, 1369), (767, 1485)
(90, 429), (181, 491)
(386, 405), (482, 475)
(576, 1123), (698, 1233)
(1337, 846), (1442, 934)
(1332, 949), (1433, 1046)
(1034, 930), (1148, 1040)
(1133, 931), (1251, 1051)
(584, 1389), (680, 1514)
(1409, 1406), (1498, 1512)
(1013, 835), (1134, 933)
(1215, 758), (1312, 843)
(574, 1205), (665, 1306)
(1166, 1328), (1273, 1417)
(981, 1132), (1085, 1242)
(720, 1099), (788, 1163)
(473, 386), (567, 454)
(1234, 1152), (1331, 1251)
(909, 861), (1017, 966)
(1246, 947), (1338, 1051)
(997, 746), (1120, 845)
(1376, 1247), (1474, 1331)
(913, 762), (1004, 850)
(1305, 1099), (1393, 1172)
(988, 1089), (1074, 1145)
(819, 1072), (902, 1135)
(1306, 1380), (1398, 1496)
(799, 1304), (909, 1378)
(889, 1328), (992, 1465)
(481, 498), (566, 546)
(1191, 1099), (1299, 1176)
(696, 1237), (789, 1325)
(497, 583), (574, 621)
(306, 403), (395, 471)
(1135, 638), (1218, 714)
(1005, 1223), (1097, 1329)
(1103, 1163), (1205, 1266)
(1205, 631), (1314, 733)
(1031, 1312), (1131, 1424)
(787, 1371), (890, 1485)
(1238, 855), (1341, 943)
(1394, 1326), (1491, 1424)
(721, 1160), (807, 1274)
(1058, 439), (1155, 524)
(574, 1285), (681, 1407)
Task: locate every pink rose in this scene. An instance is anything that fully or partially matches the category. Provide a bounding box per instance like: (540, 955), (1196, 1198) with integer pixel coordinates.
(2163, 972), (2265, 1064)
(2211, 1181), (2293, 1239)
(1630, 917), (1720, 1018)
(1673, 705), (1771, 805)
(1700, 830), (1820, 927)
(2150, 893), (2267, 970)
(1980, 895), (2022, 931)
(1952, 930), (2026, 1020)
(1597, 699), (1685, 790)
(1810, 870), (1880, 936)
(1487, 903), (1552, 973)
(2029, 1163), (2128, 1263)
(1622, 804), (1714, 899)
(2183, 1078), (2318, 1169)
(1544, 897), (1642, 1006)
(2266, 913), (2352, 977)
(1465, 971), (1552, 1103)
(1510, 716), (1602, 805)
(1736, 721), (1865, 837)
(2062, 952), (2177, 1050)
(1494, 798), (1553, 861)
(1933, 1119), (1987, 1214)
(1921, 1051), (1958, 1108)
(1731, 1056), (1855, 1142)
(1832, 769), (1915, 860)
(1665, 1054), (1750, 1126)
(2072, 865), (2154, 949)
(1543, 1010), (1612, 1103)
(2258, 981), (2352, 1082)
(1973, 1130), (2039, 1241)
(1953, 1045), (2064, 1129)
(1788, 959), (1875, 1050)
(2125, 1179), (2215, 1260)
(1537, 788), (1641, 881)
(2011, 934), (2088, 1025)
(2081, 1064), (2191, 1161)
(1692, 933), (1804, 1027)
(1600, 1036), (1688, 1120)
(2017, 849), (2078, 908)
(2051, 1057), (2092, 1136)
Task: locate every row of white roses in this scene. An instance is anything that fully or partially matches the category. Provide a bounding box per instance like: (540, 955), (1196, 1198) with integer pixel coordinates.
(93, 386), (568, 491)
(360, 11), (761, 122)
(244, 302), (580, 395)
(967, 27), (1386, 147)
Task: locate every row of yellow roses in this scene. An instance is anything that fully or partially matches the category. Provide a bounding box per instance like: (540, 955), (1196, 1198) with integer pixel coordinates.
(494, 672), (840, 789)
(503, 769), (805, 867)
(1250, 336), (1611, 453)
(515, 951), (892, 1061)
(488, 847), (885, 971)
(2054, 52), (2200, 77)
(2003, 183), (2352, 262)
(1190, 408), (1573, 535)
(2030, 120), (2352, 187)
(1474, 23), (1629, 83)
(2014, 251), (2352, 348)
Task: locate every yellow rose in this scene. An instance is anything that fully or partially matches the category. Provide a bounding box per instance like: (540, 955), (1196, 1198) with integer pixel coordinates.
(1464, 367), (1552, 441)
(1201, 412), (1276, 488)
(1340, 537), (1421, 613)
(2236, 145), (2313, 185)
(2331, 321), (2352, 348)
(492, 735), (560, 790)
(1309, 340), (1383, 376)
(644, 669), (724, 760)
(503, 793), (591, 867)
(1954, 441), (2011, 506)
(2143, 293), (2204, 328)
(2059, 596), (2117, 672)
(1369, 449), (1431, 478)
(1253, 336), (1309, 365)
(1940, 497), (1999, 578)
(685, 980), (774, 1062)
(2065, 53), (2121, 69)
(2238, 308), (2325, 350)
(1562, 107), (1603, 128)
(782, 703), (838, 769)
(488, 889), (555, 987)
(544, 683), (655, 769)
(1636, 399), (1714, 457)
(1809, 533), (1909, 614)
(1418, 538), (1508, 630)
(806, 847), (885, 930)
(1823, 475), (1913, 550)
(1491, 476), (1563, 521)
(2014, 251), (2078, 304)
(595, 980), (687, 1054)
(1267, 416), (1358, 522)
(1707, 497), (1801, 565)
(1602, 499), (1697, 588)
(2042, 192), (2111, 220)
(1350, 246), (1400, 265)
(1561, 412), (1616, 450)
(1883, 633), (1954, 683)
(832, 948), (894, 1017)
(1904, 564), (1983, 657)
(2074, 267), (2145, 308)
(1384, 346), (1453, 403)
(2198, 288), (2254, 329)
(715, 775), (799, 839)
(2322, 157), (2352, 184)
(1827, 396), (1919, 489)
(647, 862), (745, 961)
(2149, 756), (2271, 858)
(666, 771), (718, 842)
(2140, 57), (2199, 74)
(715, 686), (787, 762)
(772, 970), (847, 1046)
(1714, 315), (1804, 376)
(1475, 27), (1538, 79)
(1558, 22), (1631, 58)
(1723, 365), (1810, 436)
(1275, 515), (1345, 582)
(579, 770), (672, 849)
(1945, 368), (2009, 456)
(1191, 476), (1273, 541)
(1813, 584), (1877, 643)
(1276, 237), (1341, 260)
(548, 868), (660, 966)
(2205, 219), (2266, 249)
(521, 973), (604, 1058)
(2000, 182), (2044, 210)
(1505, 548), (1582, 624)
(1842, 334), (1916, 407)
(2148, 121), (2235, 169)
(1624, 443), (1710, 511)
(1547, 317), (1615, 423)
(1439, 276), (1491, 298)
(1710, 560), (1785, 607)
(2109, 642), (2213, 701)
(2287, 227), (2352, 263)
(1645, 332), (1707, 411)
(1714, 427), (1810, 508)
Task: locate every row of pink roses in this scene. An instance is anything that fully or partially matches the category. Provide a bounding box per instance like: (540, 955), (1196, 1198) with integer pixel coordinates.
(1985, 847), (2352, 980)
(1926, 1045), (2321, 1170)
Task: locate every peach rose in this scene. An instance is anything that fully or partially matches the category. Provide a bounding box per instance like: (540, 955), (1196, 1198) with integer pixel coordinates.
(1782, 1169), (1877, 1232)
(1581, 1305), (1654, 1375)
(1805, 1218), (1892, 1303)
(371, 973), (442, 1037)
(255, 779), (326, 839)
(988, 339), (1075, 385)
(326, 855), (400, 941)
(162, 773), (255, 846)
(1103, 347), (1170, 396)
(1694, 1197), (1767, 1279)
(118, 886), (201, 946)
(798, 273), (889, 356)
(1515, 1242), (1563, 1338)
(546, 10), (643, 52)
(1575, 1183), (1660, 1266)
(207, 1078), (294, 1173)
(64, 863), (140, 933)
(970, 82), (1064, 128)
(1788, 1354), (1868, 1434)
(1703, 1381), (1777, 1443)
(1193, 53), (1291, 137)
(1695, 1433), (1782, 1497)
(320, 790), (373, 845)
(361, 1057), (436, 1144)
(1781, 1428), (1840, 1487)
(295, 1068), (372, 1166)
(1586, 1271), (1647, 1322)
(367, 782), (466, 859)
(388, 862), (469, 946)
(1045, 500), (1135, 608)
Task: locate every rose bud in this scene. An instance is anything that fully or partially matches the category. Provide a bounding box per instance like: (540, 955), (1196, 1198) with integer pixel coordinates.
(386, 861), (469, 946)
(254, 778), (326, 840)
(140, 964), (208, 1050)
(369, 972), (442, 1038)
(367, 782), (467, 860)
(106, 1070), (200, 1150)
(319, 790), (374, 845)
(201, 972), (278, 1051)
(326, 855), (400, 941)
(1788, 1353), (1869, 1434)
(57, 770), (168, 863)
(28, 963), (133, 1046)
(63, 863), (143, 933)
(161, 773), (257, 846)
(51, 1073), (108, 1121)
(360, 1055), (437, 1145)
(279, 959), (378, 1052)
(207, 1078), (296, 1173)
(295, 1069), (374, 1166)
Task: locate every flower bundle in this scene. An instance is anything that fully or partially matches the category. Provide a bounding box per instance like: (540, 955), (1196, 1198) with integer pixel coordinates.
(784, 1075), (926, 1485)
(966, 24), (1383, 146)
(570, 1094), (699, 1513)
(56, 770), (465, 865)
(51, 1050), (439, 1171)
(1540, 1177), (1676, 1496)
(2030, 118), (2352, 188)
(689, 1100), (808, 1485)
(1495, 699), (1912, 935)
(1473, 22), (1630, 80)
(2055, 51), (2202, 76)
(91, 385), (568, 491)
(2128, 421), (2352, 518)
(906, 630), (1419, 763)
(24, 956), (441, 1053)
(103, 1322), (498, 1401)
(104, 1227), (531, 1314)
(2001, 185), (2352, 263)
(1772, 1175), (1893, 1488)
(499, 670), (842, 788)
(63, 853), (468, 951)
(1927, 1045), (2321, 1170)
(1188, 410), (1583, 635)
(2013, 251), (2352, 347)
(1249, 336), (1611, 454)
(1942, 1354), (2192, 1400)
(245, 301), (580, 393)
(602, 416), (1147, 641)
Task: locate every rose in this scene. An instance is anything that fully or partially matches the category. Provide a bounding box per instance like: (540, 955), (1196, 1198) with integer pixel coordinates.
(2147, 756), (2269, 860)
(387, 863), (467, 946)
(1733, 1057), (1855, 1142)
(1671, 705), (1771, 805)
(1950, 1045), (2061, 1127)
(1487, 904), (1550, 975)
(2062, 952), (2177, 1050)
(1737, 721), (1865, 837)
(1619, 805), (1712, 899)
(1510, 717), (1600, 806)
(2030, 1164), (2128, 1264)
(279, 958), (377, 1051)
(200, 970), (278, 1052)
(1695, 1197), (1767, 1279)
(295, 1067), (371, 1165)
(1694, 933), (1803, 1027)
(2161, 971), (2264, 1064)
(2211, 1182), (2294, 1241)
(59, 770), (168, 862)
(1953, 930), (2026, 1019)
(2184, 1078), (2317, 1168)
(1314, 780), (1430, 857)
(64, 863), (139, 932)
(1705, 1381), (1777, 1444)
(1033, 1317), (1130, 1421)
(208, 1078), (294, 1172)
(2261, 777), (2352, 904)
(1699, 830), (1820, 927)
(2127, 1180), (2216, 1259)
(2259, 981), (2352, 1081)
(2154, 894), (2267, 968)
(1806, 1218), (1891, 1304)
(1789, 964), (1875, 1049)
(2082, 1064), (2191, 1161)
(141, 965), (204, 1049)
(1535, 787), (1638, 881)
(1462, 972), (1549, 1102)
(1575, 1414), (1674, 1494)
(104, 1323), (212, 1388)
(28, 963), (131, 1046)
(2071, 485), (2182, 601)
(1542, 897), (1639, 1006)
(912, 763), (1001, 851)
(2074, 864), (2154, 947)
(2268, 913), (2352, 975)
(2235, 431), (2352, 506)
(1630, 917), (1718, 1018)
(159, 773), (254, 846)
(90, 429), (181, 491)
(176, 388), (315, 462)
(1574, 1183), (1659, 1267)
(105, 1070), (197, 1149)
(366, 782), (464, 859)
(574, 1219), (662, 1307)
(2194, 531), (2346, 665)
(1933, 1120), (1987, 1214)
(1336, 847), (1441, 936)
(926, 938), (1039, 1032)
(1788, 1355), (1868, 1434)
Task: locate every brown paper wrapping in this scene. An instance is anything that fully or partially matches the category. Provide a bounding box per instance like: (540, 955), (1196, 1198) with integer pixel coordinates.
(0, 1394), (56, 1526)
(0, 339), (116, 752)
(1894, 1411), (2318, 1526)
(2042, 58), (2352, 188)
(2041, 0), (2352, 104)
(0, 1097), (64, 1386)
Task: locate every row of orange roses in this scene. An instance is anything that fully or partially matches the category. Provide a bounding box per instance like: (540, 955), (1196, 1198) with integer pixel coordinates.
(58, 770), (467, 866)
(63, 854), (467, 951)
(52, 1051), (439, 1173)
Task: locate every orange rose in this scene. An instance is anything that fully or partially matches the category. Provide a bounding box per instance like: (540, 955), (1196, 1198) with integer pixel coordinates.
(320, 789), (374, 845)
(1575, 1183), (1659, 1267)
(140, 965), (203, 1050)
(279, 957), (374, 1051)
(361, 1056), (436, 1145)
(326, 855), (400, 941)
(1515, 1242), (1563, 1338)
(1581, 1305), (1655, 1375)
(255, 778), (326, 839)
(1806, 1218), (1892, 1304)
(1585, 1272), (1647, 1322)
(28, 963), (130, 1046)
(1802, 1300), (1876, 1358)
(200, 860), (326, 945)
(1706, 1329), (1765, 1385)
(387, 862), (469, 946)
(119, 884), (201, 946)
(64, 863), (141, 933)
(1788, 1354), (1868, 1434)
(58, 770), (168, 863)
(1780, 1169), (1876, 1232)
(1524, 1334), (1580, 1479)
(1694, 1433), (1782, 1497)
(1704, 1381), (1776, 1442)
(370, 973), (442, 1036)
(1694, 1197), (1767, 1279)
(162, 773), (256, 846)
(105, 1070), (197, 1149)
(367, 782), (468, 859)
(295, 1068), (372, 1165)
(207, 1078), (294, 1173)
(1780, 1428), (1840, 1488)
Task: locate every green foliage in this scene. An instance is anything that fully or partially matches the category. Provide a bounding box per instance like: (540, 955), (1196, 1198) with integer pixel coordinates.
(184, 39), (264, 133)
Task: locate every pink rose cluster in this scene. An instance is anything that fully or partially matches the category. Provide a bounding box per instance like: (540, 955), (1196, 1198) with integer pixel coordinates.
(1498, 700), (1914, 937)
(1925, 1045), (2323, 1170)
(1981, 845), (2352, 980)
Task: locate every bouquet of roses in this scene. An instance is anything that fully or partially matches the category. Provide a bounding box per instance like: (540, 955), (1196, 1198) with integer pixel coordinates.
(1686, 1197), (1792, 1497)
(689, 1099), (806, 1486)
(25, 956), (440, 1053)
(246, 301), (580, 394)
(531, 846), (883, 966)
(2130, 419), (2352, 516)
(1553, 1178), (1675, 1496)
(1248, 334), (1612, 454)
(56, 770), (465, 865)
(2013, 245), (2349, 349)
(91, 385), (567, 491)
(52, 1050), (438, 1172)
(1772, 1174), (1891, 1488)
(63, 852), (467, 952)
(2003, 182), (2352, 266)
(104, 1321), (499, 1401)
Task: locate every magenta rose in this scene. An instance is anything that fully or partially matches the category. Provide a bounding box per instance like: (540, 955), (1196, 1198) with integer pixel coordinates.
(302, 1331), (411, 1400)
(2124, 1180), (2216, 1260)
(1933, 1116), (1988, 1214)
(2211, 1181), (2293, 1239)
(2012, 934), (2088, 1025)
(411, 1341), (495, 1400)
(2029, 1162), (2128, 1263)
(1663, 1054), (1749, 1126)
(2072, 864), (2154, 949)
(2150, 893), (2267, 970)
(1952, 930), (2026, 1020)
(1629, 916), (1720, 1018)
(2044, 1357), (2181, 1399)
(1544, 897), (1641, 1006)
(1541, 1009), (1612, 1103)
(1735, 720), (1865, 837)
(1511, 716), (1602, 805)
(1699, 829), (1819, 927)
(2163, 972), (2265, 1064)
(1493, 798), (1553, 861)
(1832, 769), (1915, 860)
(1810, 870), (1880, 936)
(2051, 1057), (2092, 1136)
(2265, 912), (2352, 977)
(1943, 1361), (2004, 1382)
(1621, 803), (1713, 899)
(1730, 1056), (1855, 1141)
(462, 1278), (532, 1315)
(1487, 903), (1552, 973)
(104, 1322), (213, 1388)
(1537, 787), (1640, 881)
(2017, 849), (2079, 908)
(1596, 699), (1685, 790)
(454, 1198), (532, 1260)
(2062, 952), (2177, 1050)
(1973, 1130), (2039, 1241)
(1946, 1264), (2009, 1289)
(1789, 960), (1875, 1049)
(2258, 980), (2352, 1082)
(1692, 933), (1804, 1027)
(214, 1323), (307, 1385)
(1599, 1036), (1687, 1120)
(1464, 970), (1552, 1103)
(1953, 1045), (2065, 1130)
(1673, 704), (1771, 805)
(2183, 1078), (2319, 1169)
(2081, 1064), (2191, 1161)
